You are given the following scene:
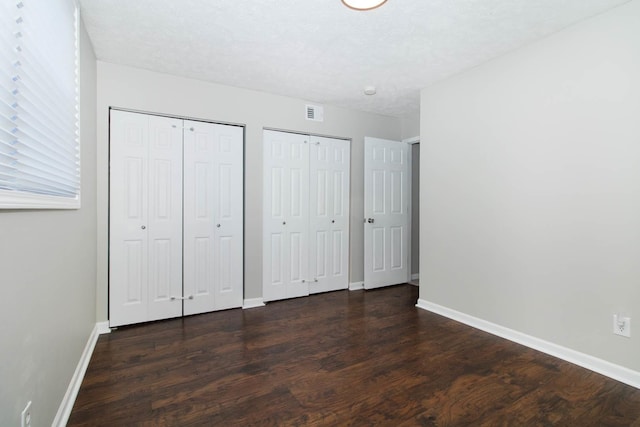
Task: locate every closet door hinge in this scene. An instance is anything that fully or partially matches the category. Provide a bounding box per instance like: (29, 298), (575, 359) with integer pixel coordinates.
(172, 125), (194, 131)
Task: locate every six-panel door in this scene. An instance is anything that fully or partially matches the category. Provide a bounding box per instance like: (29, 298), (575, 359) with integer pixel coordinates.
(263, 130), (310, 302)
(364, 137), (410, 289)
(309, 136), (350, 294)
(109, 111), (183, 327)
(183, 120), (244, 315)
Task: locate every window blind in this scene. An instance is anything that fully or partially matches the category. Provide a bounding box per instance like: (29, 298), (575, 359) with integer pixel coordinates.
(0, 0), (80, 208)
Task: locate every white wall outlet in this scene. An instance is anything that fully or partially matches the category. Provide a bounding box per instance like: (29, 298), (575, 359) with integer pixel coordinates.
(21, 401), (32, 427)
(613, 314), (631, 338)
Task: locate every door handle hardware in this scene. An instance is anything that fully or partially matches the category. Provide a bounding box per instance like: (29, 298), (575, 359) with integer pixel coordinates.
(216, 224), (221, 228)
(367, 218), (374, 223)
(331, 220), (335, 223)
(282, 221), (286, 225)
(302, 279), (305, 283)
(171, 295), (194, 301)
(141, 225), (146, 230)
(314, 278), (318, 282)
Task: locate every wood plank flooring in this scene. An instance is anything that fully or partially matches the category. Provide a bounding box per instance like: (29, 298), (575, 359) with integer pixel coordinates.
(69, 285), (640, 426)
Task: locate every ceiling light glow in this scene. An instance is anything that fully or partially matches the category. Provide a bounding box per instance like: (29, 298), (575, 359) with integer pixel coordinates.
(341, 0), (387, 11)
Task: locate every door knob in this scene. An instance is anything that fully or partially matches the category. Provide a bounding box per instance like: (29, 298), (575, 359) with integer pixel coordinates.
(282, 221), (286, 225)
(216, 224), (221, 228)
(141, 225), (146, 229)
(331, 220), (335, 223)
(367, 218), (374, 223)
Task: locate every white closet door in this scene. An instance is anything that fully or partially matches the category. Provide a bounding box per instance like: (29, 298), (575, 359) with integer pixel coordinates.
(183, 121), (244, 315)
(364, 137), (410, 289)
(309, 136), (350, 294)
(109, 110), (183, 327)
(263, 130), (310, 302)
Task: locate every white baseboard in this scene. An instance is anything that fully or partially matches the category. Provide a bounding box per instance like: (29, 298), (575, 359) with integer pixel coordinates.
(411, 273), (419, 281)
(243, 298), (265, 309)
(96, 321), (111, 334)
(416, 299), (640, 389)
(349, 281), (364, 291)
(53, 321), (109, 426)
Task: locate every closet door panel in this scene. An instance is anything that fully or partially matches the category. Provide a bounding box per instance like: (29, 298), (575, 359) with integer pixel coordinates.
(183, 124), (216, 315)
(331, 142), (350, 286)
(212, 124), (244, 310)
(109, 110), (149, 326)
(263, 130), (309, 301)
(109, 111), (182, 326)
(184, 121), (243, 315)
(309, 136), (350, 294)
(144, 115), (184, 322)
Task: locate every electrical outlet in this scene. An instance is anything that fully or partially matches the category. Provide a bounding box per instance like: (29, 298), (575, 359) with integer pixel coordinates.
(613, 314), (631, 338)
(21, 401), (32, 427)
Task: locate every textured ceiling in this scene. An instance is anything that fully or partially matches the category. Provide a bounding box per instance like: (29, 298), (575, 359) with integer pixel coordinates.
(79, 0), (630, 118)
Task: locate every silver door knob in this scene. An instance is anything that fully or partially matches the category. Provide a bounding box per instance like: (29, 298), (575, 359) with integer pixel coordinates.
(216, 224), (221, 228)
(367, 218), (374, 223)
(141, 225), (146, 229)
(282, 221), (286, 225)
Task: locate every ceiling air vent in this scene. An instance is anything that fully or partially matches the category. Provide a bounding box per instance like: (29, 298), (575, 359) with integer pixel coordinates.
(305, 104), (324, 122)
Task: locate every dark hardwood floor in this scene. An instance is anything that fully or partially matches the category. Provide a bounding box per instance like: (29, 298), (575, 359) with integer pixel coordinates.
(69, 285), (640, 426)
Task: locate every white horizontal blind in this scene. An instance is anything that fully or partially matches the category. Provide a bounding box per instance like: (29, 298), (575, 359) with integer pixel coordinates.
(0, 0), (80, 208)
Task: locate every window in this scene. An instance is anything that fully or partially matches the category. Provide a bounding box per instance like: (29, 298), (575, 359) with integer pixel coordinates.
(0, 0), (80, 209)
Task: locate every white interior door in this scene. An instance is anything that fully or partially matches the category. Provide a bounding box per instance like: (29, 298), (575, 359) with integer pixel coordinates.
(309, 136), (350, 294)
(183, 121), (244, 315)
(109, 110), (183, 327)
(364, 137), (410, 289)
(263, 130), (310, 301)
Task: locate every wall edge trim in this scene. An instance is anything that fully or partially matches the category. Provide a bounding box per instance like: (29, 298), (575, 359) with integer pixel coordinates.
(52, 322), (103, 426)
(243, 298), (266, 309)
(416, 298), (640, 389)
(96, 321), (111, 335)
(349, 281), (364, 291)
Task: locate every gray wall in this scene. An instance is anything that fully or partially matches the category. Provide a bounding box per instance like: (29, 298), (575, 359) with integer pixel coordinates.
(96, 62), (402, 321)
(420, 0), (639, 372)
(0, 21), (97, 426)
(401, 114), (420, 140)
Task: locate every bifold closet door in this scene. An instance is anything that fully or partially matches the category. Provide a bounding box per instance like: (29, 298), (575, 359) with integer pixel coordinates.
(109, 110), (183, 327)
(183, 121), (244, 315)
(309, 136), (350, 294)
(263, 130), (350, 302)
(263, 130), (310, 302)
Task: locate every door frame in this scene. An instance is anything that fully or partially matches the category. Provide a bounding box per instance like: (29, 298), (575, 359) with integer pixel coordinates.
(403, 136), (420, 284)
